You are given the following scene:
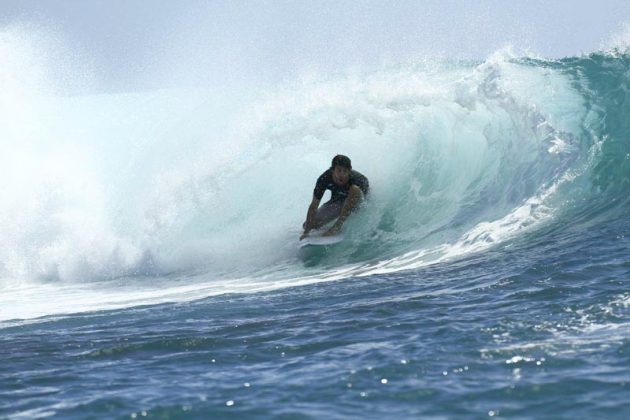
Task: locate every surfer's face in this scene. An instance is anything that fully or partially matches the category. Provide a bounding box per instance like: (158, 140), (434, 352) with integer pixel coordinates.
(332, 165), (350, 186)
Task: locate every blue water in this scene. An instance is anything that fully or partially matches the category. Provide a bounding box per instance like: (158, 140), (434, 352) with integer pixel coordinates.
(2, 42), (630, 418)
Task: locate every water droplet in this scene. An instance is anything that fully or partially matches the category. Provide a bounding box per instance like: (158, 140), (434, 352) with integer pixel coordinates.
(381, 378), (388, 384)
(400, 359), (408, 364)
(513, 368), (522, 380)
(360, 392), (367, 397)
(226, 400), (235, 407)
(244, 382), (251, 388)
(489, 410), (495, 416)
(443, 371), (448, 376)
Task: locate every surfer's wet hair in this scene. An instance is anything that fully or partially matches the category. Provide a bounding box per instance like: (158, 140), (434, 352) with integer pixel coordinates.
(331, 154), (352, 170)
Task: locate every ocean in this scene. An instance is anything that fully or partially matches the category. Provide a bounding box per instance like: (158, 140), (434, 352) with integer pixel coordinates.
(1, 43), (629, 418)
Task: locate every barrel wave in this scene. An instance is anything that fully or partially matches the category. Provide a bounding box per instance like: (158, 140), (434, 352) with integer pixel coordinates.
(0, 36), (628, 320)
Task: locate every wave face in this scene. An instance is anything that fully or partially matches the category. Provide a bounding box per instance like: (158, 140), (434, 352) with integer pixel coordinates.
(1, 31), (629, 319)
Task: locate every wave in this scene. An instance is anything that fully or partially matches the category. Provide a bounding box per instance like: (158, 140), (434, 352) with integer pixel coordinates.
(1, 29), (629, 319)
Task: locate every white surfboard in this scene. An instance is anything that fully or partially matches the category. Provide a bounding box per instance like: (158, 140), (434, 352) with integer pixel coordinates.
(299, 234), (344, 248)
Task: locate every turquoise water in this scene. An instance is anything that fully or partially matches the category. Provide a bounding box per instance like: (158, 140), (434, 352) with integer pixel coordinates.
(1, 50), (630, 418)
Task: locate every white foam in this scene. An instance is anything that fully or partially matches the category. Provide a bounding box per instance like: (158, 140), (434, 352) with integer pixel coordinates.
(601, 23), (630, 55)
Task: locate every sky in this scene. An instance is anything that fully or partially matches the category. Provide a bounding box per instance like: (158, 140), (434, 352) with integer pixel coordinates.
(1, 0), (629, 92)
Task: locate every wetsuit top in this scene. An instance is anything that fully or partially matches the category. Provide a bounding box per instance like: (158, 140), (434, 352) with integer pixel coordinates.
(313, 169), (369, 202)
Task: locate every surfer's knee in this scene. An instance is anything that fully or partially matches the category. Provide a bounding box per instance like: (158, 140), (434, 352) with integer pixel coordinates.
(348, 185), (363, 206)
(349, 184), (361, 197)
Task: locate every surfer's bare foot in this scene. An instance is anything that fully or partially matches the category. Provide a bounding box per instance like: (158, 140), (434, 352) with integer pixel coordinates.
(323, 226), (339, 236)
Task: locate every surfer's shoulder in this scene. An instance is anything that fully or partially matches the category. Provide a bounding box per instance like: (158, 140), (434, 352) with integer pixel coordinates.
(317, 168), (333, 182)
(350, 169), (367, 180)
(350, 170), (369, 194)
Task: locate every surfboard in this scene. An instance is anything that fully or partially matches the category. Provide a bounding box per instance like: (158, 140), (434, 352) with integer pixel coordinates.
(299, 234), (344, 248)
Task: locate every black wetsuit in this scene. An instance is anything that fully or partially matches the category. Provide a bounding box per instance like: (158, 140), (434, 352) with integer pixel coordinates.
(313, 169), (369, 202)
(308, 169), (369, 228)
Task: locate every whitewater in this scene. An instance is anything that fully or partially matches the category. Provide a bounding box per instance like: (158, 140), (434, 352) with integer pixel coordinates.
(2, 23), (630, 418)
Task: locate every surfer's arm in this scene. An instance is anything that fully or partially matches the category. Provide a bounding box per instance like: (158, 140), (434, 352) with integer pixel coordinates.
(324, 185), (362, 236)
(301, 196), (321, 239)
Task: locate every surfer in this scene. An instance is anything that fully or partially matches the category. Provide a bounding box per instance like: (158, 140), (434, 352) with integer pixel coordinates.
(300, 154), (369, 239)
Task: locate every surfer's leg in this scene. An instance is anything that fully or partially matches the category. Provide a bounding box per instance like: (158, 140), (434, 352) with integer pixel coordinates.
(340, 185), (362, 217)
(326, 185), (362, 234)
(307, 188), (362, 236)
(311, 200), (344, 229)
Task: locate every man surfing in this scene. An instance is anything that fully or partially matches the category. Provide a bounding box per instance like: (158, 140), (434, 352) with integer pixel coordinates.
(300, 154), (369, 240)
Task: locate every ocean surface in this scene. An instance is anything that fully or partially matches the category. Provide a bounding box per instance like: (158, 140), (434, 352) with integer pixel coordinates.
(1, 45), (630, 418)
